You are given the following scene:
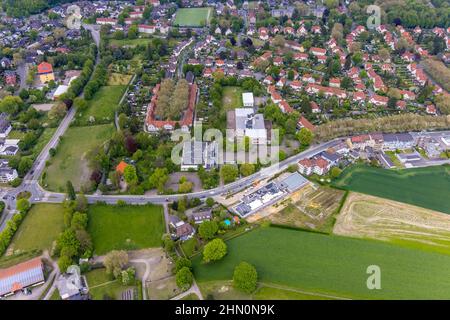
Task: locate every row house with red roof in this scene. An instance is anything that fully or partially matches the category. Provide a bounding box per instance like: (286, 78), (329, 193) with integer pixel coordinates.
(298, 157), (330, 176)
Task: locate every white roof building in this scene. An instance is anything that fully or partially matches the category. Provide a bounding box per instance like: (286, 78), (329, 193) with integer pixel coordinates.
(242, 92), (254, 107)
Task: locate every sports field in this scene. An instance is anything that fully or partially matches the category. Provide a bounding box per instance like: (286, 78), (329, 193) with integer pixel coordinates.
(333, 165), (450, 214)
(173, 7), (213, 27)
(87, 204), (165, 255)
(43, 124), (114, 192)
(192, 226), (450, 299)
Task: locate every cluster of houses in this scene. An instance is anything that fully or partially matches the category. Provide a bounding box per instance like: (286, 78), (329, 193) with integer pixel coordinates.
(0, 113), (18, 183)
(297, 130), (450, 175)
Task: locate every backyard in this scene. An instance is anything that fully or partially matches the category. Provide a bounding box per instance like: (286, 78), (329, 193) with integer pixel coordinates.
(173, 7), (213, 27)
(7, 204), (64, 255)
(333, 164), (450, 214)
(222, 86), (244, 111)
(43, 124), (114, 192)
(87, 204), (165, 255)
(85, 268), (139, 300)
(192, 226), (450, 299)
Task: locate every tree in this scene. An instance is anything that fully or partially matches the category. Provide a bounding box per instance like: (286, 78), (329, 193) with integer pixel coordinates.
(75, 193), (88, 212)
(330, 167), (342, 179)
(176, 267), (193, 290)
(178, 181), (193, 193)
(123, 165), (138, 185)
(0, 95), (23, 114)
(16, 198), (30, 213)
(128, 24), (138, 39)
(220, 164), (238, 184)
(233, 261), (258, 293)
(71, 212), (88, 230)
(203, 238), (227, 263)
(198, 221), (219, 240)
(17, 157), (33, 176)
(74, 98), (88, 111)
(297, 128), (313, 146)
(206, 197), (215, 207)
(148, 168), (169, 193)
(118, 113), (127, 130)
(104, 250), (129, 278)
(58, 255), (73, 273)
(66, 181), (76, 200)
(287, 164), (298, 173)
(239, 163), (255, 177)
(174, 257), (192, 274)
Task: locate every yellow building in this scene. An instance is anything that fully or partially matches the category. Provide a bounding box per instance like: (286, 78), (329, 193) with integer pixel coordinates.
(37, 62), (55, 83)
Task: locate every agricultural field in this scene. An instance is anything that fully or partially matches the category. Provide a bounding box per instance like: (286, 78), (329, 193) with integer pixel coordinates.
(333, 165), (450, 214)
(85, 268), (138, 300)
(43, 124), (114, 192)
(76, 85), (126, 125)
(173, 7), (213, 27)
(87, 204), (165, 255)
(192, 226), (450, 299)
(222, 86), (244, 111)
(7, 204), (64, 255)
(334, 192), (450, 255)
(267, 185), (346, 233)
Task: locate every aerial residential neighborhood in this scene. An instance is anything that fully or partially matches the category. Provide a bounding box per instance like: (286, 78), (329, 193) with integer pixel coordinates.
(0, 0), (449, 307)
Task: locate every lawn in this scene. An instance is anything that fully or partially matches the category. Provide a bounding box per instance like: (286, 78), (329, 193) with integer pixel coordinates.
(85, 268), (137, 300)
(333, 164), (450, 214)
(109, 38), (154, 47)
(76, 85), (126, 125)
(222, 86), (243, 111)
(87, 204), (165, 255)
(8, 204), (64, 254)
(173, 7), (213, 27)
(43, 124), (114, 192)
(192, 226), (450, 299)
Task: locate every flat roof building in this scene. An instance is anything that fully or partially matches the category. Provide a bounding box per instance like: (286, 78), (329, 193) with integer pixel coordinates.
(181, 141), (219, 171)
(242, 92), (254, 107)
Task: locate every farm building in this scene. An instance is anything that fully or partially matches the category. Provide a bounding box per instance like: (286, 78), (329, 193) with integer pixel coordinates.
(0, 258), (45, 297)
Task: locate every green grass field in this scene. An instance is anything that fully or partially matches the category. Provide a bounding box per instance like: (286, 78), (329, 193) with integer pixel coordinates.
(43, 124), (114, 192)
(192, 226), (450, 299)
(76, 86), (126, 125)
(173, 7), (213, 27)
(333, 165), (450, 214)
(85, 268), (137, 300)
(222, 86), (243, 111)
(87, 204), (165, 255)
(8, 204), (64, 254)
(109, 38), (153, 47)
